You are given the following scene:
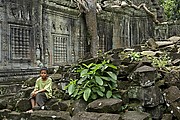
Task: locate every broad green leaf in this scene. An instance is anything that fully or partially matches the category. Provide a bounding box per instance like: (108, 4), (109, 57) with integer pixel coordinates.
(83, 63), (94, 68)
(101, 65), (108, 72)
(83, 88), (91, 101)
(92, 64), (102, 72)
(77, 77), (87, 84)
(87, 71), (94, 75)
(80, 69), (88, 77)
(97, 90), (104, 97)
(107, 71), (117, 80)
(106, 90), (112, 98)
(73, 88), (79, 97)
(101, 76), (110, 81)
(76, 68), (83, 73)
(99, 86), (105, 92)
(92, 87), (99, 92)
(91, 93), (97, 100)
(112, 94), (121, 99)
(78, 89), (85, 95)
(112, 83), (118, 88)
(68, 84), (75, 95)
(109, 77), (116, 83)
(95, 76), (103, 85)
(107, 64), (117, 69)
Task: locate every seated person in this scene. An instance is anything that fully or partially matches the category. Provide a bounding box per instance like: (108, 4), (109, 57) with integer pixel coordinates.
(26, 67), (52, 113)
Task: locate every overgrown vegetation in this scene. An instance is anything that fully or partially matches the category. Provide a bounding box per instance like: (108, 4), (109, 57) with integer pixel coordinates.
(160, 0), (180, 20)
(120, 51), (171, 70)
(65, 59), (121, 102)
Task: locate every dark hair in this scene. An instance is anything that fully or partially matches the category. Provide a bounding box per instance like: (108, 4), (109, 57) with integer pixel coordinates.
(40, 67), (48, 73)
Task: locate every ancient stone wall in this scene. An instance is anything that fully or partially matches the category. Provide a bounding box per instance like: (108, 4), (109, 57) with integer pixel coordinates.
(0, 0), (178, 81)
(155, 21), (180, 40)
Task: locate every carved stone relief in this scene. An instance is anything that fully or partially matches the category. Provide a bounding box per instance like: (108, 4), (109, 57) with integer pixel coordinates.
(8, 0), (31, 21)
(0, 23), (1, 61)
(9, 24), (31, 60)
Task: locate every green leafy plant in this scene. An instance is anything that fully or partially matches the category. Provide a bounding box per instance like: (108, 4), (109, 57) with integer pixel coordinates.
(148, 54), (171, 69)
(128, 52), (142, 62)
(160, 0), (180, 20)
(120, 51), (142, 62)
(65, 60), (120, 102)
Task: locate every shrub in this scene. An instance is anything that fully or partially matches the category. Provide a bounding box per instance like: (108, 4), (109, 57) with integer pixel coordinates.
(65, 60), (120, 102)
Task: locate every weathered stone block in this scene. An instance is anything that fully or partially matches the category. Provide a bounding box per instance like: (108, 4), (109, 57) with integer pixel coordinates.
(0, 109), (11, 119)
(7, 111), (31, 120)
(130, 65), (157, 87)
(50, 73), (62, 81)
(71, 99), (87, 116)
(161, 114), (173, 120)
(144, 105), (164, 119)
(24, 77), (39, 87)
(30, 110), (71, 120)
(0, 99), (7, 109)
(45, 98), (59, 110)
(18, 87), (34, 98)
(0, 84), (22, 96)
(87, 98), (122, 113)
(141, 86), (164, 107)
(121, 111), (151, 120)
(172, 59), (180, 66)
(164, 71), (180, 88)
(164, 86), (180, 103)
(72, 111), (121, 120)
(15, 98), (31, 112)
(169, 101), (180, 120)
(128, 86), (164, 107)
(128, 86), (142, 100)
(58, 100), (70, 111)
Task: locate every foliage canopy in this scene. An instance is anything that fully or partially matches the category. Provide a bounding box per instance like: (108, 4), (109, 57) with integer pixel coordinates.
(160, 0), (180, 20)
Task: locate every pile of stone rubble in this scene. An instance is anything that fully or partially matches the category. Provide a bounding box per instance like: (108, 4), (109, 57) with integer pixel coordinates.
(0, 36), (180, 120)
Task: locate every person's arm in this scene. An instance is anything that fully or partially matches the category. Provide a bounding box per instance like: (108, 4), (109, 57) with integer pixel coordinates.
(31, 79), (40, 96)
(43, 78), (52, 93)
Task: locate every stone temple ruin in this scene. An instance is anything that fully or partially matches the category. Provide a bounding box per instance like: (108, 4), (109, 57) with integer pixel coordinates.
(0, 0), (180, 120)
(0, 0), (179, 80)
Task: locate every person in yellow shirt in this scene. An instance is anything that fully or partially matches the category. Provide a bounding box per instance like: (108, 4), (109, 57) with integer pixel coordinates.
(26, 67), (52, 113)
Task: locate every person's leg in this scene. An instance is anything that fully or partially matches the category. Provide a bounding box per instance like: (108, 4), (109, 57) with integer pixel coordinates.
(35, 92), (48, 107)
(31, 98), (36, 108)
(26, 97), (36, 113)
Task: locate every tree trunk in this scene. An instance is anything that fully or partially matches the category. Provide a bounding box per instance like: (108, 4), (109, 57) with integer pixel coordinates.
(85, 0), (99, 57)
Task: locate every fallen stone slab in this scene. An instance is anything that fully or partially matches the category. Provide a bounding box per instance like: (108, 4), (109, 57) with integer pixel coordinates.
(71, 99), (87, 116)
(164, 86), (180, 103)
(0, 109), (11, 119)
(121, 111), (151, 120)
(128, 86), (164, 107)
(155, 41), (174, 47)
(0, 84), (22, 96)
(72, 111), (122, 120)
(87, 98), (122, 113)
(146, 38), (158, 50)
(30, 110), (71, 120)
(169, 101), (180, 120)
(131, 65), (157, 87)
(7, 111), (31, 120)
(144, 105), (164, 119)
(172, 59), (180, 66)
(18, 87), (34, 98)
(161, 114), (173, 120)
(58, 100), (70, 111)
(0, 99), (7, 109)
(168, 36), (180, 43)
(164, 71), (180, 87)
(15, 98), (31, 112)
(141, 86), (164, 107)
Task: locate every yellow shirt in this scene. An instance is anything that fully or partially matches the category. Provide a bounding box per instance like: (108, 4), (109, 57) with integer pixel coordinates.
(35, 77), (52, 99)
